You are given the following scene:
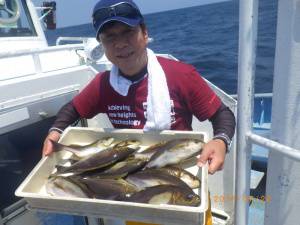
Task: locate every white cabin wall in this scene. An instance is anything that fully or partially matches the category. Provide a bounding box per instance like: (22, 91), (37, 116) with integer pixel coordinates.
(265, 0), (300, 224)
(193, 82), (237, 223)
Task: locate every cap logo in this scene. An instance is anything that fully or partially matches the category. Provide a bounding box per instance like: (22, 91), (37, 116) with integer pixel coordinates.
(108, 7), (117, 17)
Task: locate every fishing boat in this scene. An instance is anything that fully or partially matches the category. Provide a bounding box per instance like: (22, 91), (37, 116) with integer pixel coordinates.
(0, 0), (299, 225)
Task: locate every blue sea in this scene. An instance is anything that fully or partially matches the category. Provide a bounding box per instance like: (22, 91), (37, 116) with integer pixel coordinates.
(45, 0), (277, 95)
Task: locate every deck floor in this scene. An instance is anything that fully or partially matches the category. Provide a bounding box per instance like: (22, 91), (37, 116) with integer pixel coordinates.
(248, 126), (270, 225)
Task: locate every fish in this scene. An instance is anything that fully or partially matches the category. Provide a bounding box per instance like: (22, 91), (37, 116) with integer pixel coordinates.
(122, 185), (201, 206)
(145, 139), (204, 169)
(55, 140), (140, 174)
(88, 157), (148, 179)
(46, 176), (138, 200)
(54, 158), (79, 168)
(113, 140), (142, 148)
(133, 141), (168, 161)
(50, 137), (115, 159)
(73, 177), (138, 200)
(45, 176), (91, 198)
(155, 166), (201, 189)
(95, 137), (116, 148)
(126, 169), (192, 191)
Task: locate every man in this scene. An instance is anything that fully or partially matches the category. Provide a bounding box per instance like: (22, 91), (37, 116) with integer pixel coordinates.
(43, 0), (235, 174)
(42, 0), (235, 223)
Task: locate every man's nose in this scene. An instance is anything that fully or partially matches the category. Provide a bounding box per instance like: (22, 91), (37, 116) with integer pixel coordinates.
(114, 35), (129, 48)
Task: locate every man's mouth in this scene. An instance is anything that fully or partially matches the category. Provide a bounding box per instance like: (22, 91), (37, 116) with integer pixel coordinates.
(117, 52), (134, 59)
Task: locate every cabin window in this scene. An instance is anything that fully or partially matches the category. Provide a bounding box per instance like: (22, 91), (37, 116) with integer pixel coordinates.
(0, 0), (37, 37)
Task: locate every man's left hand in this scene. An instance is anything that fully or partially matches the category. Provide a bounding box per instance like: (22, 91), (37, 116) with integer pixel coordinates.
(197, 139), (227, 174)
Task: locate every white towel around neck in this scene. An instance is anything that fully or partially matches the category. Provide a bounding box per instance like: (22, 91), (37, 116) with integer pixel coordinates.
(109, 48), (171, 130)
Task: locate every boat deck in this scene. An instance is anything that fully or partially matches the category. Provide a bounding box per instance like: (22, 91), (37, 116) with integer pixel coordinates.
(248, 126), (270, 225)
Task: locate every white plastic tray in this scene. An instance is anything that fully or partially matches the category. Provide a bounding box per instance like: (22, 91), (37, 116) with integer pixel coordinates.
(16, 128), (208, 225)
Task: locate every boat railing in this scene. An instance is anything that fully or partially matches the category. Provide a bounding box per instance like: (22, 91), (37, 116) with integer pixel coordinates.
(230, 93), (272, 99)
(236, 0), (300, 224)
(0, 44), (84, 59)
(56, 37), (90, 46)
(56, 36), (154, 46)
(0, 44), (85, 77)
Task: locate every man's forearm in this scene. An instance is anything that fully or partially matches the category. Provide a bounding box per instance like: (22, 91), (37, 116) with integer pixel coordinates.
(49, 101), (81, 133)
(209, 103), (236, 149)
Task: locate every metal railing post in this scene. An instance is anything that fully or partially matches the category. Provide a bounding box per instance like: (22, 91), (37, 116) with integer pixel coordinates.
(235, 0), (259, 224)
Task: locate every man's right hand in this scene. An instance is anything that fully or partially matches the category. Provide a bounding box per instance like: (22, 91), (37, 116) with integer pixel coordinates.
(42, 130), (61, 156)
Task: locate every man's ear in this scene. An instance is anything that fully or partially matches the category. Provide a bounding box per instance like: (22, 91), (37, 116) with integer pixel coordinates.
(143, 29), (149, 40)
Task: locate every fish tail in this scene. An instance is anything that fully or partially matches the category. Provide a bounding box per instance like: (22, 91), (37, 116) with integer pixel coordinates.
(50, 140), (66, 152)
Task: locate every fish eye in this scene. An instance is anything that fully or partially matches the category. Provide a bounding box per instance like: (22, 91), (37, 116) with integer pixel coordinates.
(187, 194), (194, 199)
(186, 194), (196, 201)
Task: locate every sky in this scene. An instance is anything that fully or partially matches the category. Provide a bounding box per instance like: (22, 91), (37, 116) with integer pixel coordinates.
(34, 0), (227, 28)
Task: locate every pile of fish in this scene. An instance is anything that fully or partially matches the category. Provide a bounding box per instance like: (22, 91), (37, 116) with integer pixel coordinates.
(45, 137), (204, 207)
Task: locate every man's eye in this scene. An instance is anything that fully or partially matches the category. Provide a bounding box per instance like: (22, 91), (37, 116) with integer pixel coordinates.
(103, 35), (115, 42)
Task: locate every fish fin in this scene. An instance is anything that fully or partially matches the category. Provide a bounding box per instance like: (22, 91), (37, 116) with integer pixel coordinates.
(50, 139), (66, 152)
(68, 159), (79, 164)
(55, 165), (68, 173)
(48, 173), (60, 179)
(68, 139), (99, 148)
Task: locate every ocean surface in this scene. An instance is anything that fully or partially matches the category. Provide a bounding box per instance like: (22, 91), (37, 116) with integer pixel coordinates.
(45, 0), (277, 95)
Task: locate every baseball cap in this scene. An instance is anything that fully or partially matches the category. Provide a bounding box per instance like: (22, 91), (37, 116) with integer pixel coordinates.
(92, 0), (144, 40)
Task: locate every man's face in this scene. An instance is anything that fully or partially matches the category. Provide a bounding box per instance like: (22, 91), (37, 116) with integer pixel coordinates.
(99, 22), (148, 75)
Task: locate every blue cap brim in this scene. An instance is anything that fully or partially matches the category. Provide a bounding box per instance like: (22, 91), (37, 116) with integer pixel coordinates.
(95, 16), (143, 40)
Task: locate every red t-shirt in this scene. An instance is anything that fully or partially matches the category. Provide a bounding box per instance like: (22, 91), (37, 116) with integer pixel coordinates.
(73, 56), (221, 130)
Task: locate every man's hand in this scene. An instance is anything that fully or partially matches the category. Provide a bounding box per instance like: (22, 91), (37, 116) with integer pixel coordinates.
(197, 139), (227, 174)
(42, 130), (61, 156)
